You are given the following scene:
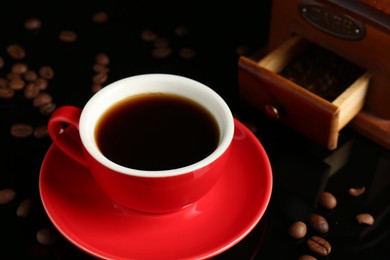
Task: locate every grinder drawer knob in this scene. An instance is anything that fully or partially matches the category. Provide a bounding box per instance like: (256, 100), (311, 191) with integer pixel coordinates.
(264, 105), (280, 119)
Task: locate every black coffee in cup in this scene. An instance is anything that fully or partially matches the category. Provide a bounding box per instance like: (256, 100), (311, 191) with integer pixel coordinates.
(95, 93), (220, 171)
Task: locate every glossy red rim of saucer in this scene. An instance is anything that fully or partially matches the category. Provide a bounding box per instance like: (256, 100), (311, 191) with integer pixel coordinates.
(39, 118), (272, 260)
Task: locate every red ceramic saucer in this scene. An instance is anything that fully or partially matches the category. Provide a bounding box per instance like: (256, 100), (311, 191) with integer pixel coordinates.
(39, 119), (272, 260)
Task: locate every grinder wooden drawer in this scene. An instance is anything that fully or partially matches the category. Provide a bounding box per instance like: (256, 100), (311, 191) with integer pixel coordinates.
(238, 36), (371, 150)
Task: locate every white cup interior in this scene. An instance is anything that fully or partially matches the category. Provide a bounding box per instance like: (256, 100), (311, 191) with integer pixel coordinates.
(79, 73), (234, 177)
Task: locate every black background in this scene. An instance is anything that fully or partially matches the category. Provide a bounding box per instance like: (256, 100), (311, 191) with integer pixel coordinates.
(0, 1), (389, 259)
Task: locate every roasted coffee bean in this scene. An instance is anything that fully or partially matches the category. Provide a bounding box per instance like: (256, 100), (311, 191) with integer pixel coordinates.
(317, 191), (337, 210)
(16, 198), (34, 218)
(356, 213), (375, 225)
(141, 29), (158, 42)
(33, 93), (52, 107)
(59, 30), (77, 42)
(7, 72), (22, 81)
(178, 47), (196, 59)
(309, 214), (329, 234)
(0, 87), (15, 99)
(11, 63), (28, 74)
(39, 66), (54, 79)
(349, 186), (366, 197)
(0, 188), (16, 204)
(24, 83), (40, 99)
(23, 70), (38, 82)
(34, 78), (48, 90)
(92, 72), (108, 84)
(39, 102), (56, 115)
(91, 82), (103, 93)
(307, 236), (331, 256)
(93, 63), (109, 73)
(9, 78), (25, 90)
(0, 78), (8, 87)
(34, 125), (49, 139)
(36, 228), (57, 246)
(152, 47), (172, 59)
(10, 123), (33, 138)
(0, 56), (4, 69)
(288, 221), (307, 239)
(96, 52), (110, 65)
(298, 255), (317, 260)
(25, 17), (42, 30)
(7, 44), (26, 60)
(92, 11), (109, 23)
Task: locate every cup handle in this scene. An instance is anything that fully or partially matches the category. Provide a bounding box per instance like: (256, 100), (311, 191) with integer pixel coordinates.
(48, 106), (88, 167)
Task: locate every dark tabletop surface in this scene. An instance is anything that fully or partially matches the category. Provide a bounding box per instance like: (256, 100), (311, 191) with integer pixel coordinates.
(1, 1), (389, 259)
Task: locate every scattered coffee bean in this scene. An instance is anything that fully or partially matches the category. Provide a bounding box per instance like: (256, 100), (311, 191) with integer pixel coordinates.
(24, 82), (40, 99)
(16, 198), (34, 218)
(39, 102), (56, 115)
(152, 47), (172, 59)
(298, 255), (318, 260)
(9, 78), (25, 90)
(34, 78), (48, 91)
(11, 63), (28, 74)
(0, 78), (8, 87)
(92, 72), (108, 84)
(91, 82), (103, 93)
(307, 236), (331, 256)
(91, 53), (110, 93)
(309, 214), (329, 234)
(356, 213), (375, 225)
(33, 125), (49, 139)
(93, 63), (109, 73)
(143, 26), (194, 60)
(317, 191), (337, 210)
(10, 123), (33, 138)
(178, 47), (196, 59)
(36, 227), (57, 246)
(92, 11), (109, 24)
(288, 221), (307, 239)
(33, 93), (53, 107)
(7, 72), (22, 81)
(59, 30), (77, 42)
(141, 29), (158, 42)
(39, 66), (54, 80)
(23, 70), (38, 82)
(7, 44), (26, 60)
(0, 56), (4, 69)
(0, 188), (16, 204)
(349, 186), (366, 197)
(96, 52), (110, 66)
(0, 87), (14, 99)
(25, 17), (42, 30)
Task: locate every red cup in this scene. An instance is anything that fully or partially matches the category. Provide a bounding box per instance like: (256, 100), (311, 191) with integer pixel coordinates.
(48, 74), (234, 213)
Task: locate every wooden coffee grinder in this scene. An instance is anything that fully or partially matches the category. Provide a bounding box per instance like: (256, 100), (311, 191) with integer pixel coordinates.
(239, 0), (390, 150)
